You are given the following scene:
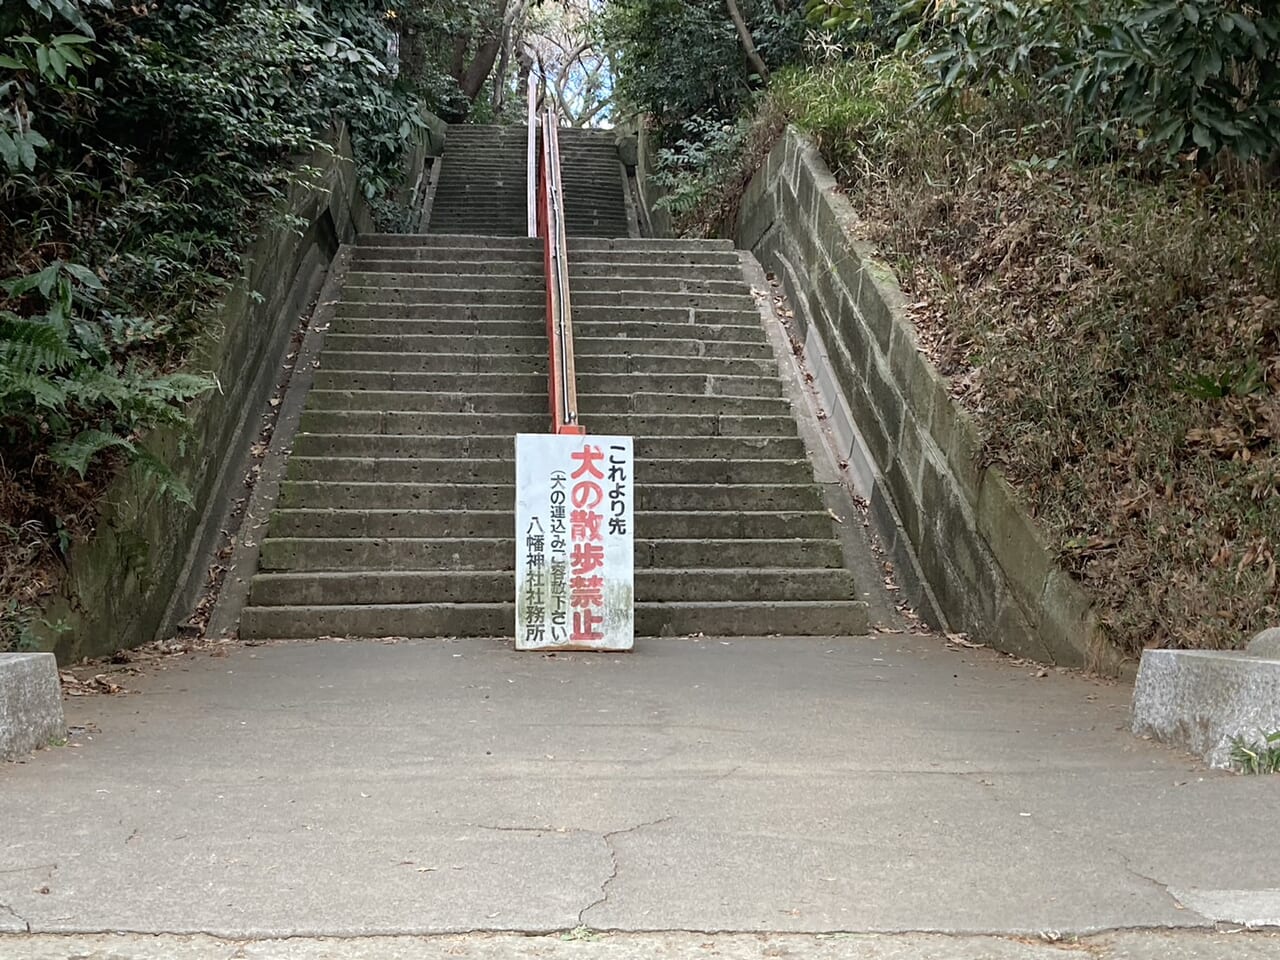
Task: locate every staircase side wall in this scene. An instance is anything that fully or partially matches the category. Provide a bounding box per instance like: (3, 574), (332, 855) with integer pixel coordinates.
(735, 127), (1123, 674)
(31, 125), (375, 662)
(634, 124), (674, 239)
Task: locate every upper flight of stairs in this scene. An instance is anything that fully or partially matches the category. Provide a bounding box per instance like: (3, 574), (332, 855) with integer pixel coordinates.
(427, 123), (629, 238)
(238, 233), (870, 639)
(556, 128), (631, 238)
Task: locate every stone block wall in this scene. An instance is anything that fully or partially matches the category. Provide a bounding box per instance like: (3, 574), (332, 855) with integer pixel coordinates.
(31, 125), (374, 662)
(735, 128), (1121, 672)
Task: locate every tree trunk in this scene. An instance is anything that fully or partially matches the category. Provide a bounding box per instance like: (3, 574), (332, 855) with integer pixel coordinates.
(724, 0), (769, 83)
(460, 37), (503, 100)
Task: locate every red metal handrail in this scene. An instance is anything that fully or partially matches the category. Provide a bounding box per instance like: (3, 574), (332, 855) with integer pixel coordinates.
(526, 74), (538, 238)
(533, 86), (584, 436)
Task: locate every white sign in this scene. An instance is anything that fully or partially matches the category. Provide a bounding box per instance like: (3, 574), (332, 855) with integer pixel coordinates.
(515, 433), (634, 651)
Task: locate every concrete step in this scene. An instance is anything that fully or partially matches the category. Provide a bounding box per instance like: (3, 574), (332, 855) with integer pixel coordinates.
(564, 239), (734, 253)
(352, 248), (740, 267)
(570, 290), (755, 310)
(329, 319), (766, 345)
(579, 336), (772, 359)
(356, 235), (727, 252)
(304, 390), (547, 414)
(348, 260), (743, 282)
(296, 410), (800, 438)
(560, 181), (624, 192)
(352, 246), (542, 261)
(333, 302), (762, 325)
(579, 394), (787, 416)
(569, 230), (631, 240)
(340, 287), (547, 306)
(284, 456), (813, 484)
(343, 288), (757, 309)
(239, 599), (869, 639)
(422, 230), (533, 239)
(356, 235), (542, 250)
(425, 217), (529, 227)
(311, 371), (781, 397)
(278, 482), (822, 512)
(427, 207), (528, 215)
(322, 334), (546, 355)
(430, 185), (526, 194)
(319, 334), (772, 361)
(267, 509), (834, 541)
(258, 537), (845, 572)
(561, 193), (626, 206)
(435, 160), (526, 168)
(341, 273), (745, 296)
(317, 350), (776, 377)
(291, 433), (806, 460)
(249, 566), (854, 605)
(340, 273), (550, 293)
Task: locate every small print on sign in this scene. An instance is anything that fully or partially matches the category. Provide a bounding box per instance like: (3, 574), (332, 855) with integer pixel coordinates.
(515, 434), (634, 651)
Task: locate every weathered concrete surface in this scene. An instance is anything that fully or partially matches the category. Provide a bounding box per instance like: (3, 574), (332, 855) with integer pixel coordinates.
(2, 637), (1278, 938)
(1247, 627), (1280, 658)
(1132, 648), (1280, 768)
(0, 653), (64, 761)
(1167, 889), (1280, 927)
(3, 931), (1280, 960)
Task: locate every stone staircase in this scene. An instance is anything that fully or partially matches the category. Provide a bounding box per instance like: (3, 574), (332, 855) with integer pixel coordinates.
(556, 127), (630, 238)
(427, 123), (628, 238)
(238, 233), (869, 639)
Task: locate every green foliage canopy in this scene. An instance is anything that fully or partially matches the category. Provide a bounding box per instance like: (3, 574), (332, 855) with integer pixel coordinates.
(1, 1), (426, 492)
(602, 0), (804, 135)
(903, 0), (1280, 163)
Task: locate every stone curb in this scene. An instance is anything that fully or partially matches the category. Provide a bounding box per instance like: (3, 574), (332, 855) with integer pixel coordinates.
(0, 653), (65, 762)
(1132, 636), (1280, 768)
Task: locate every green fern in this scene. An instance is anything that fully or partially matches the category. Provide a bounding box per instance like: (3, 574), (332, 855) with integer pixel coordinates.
(47, 428), (136, 477)
(2, 261), (214, 487)
(129, 445), (193, 505)
(0, 314), (77, 372)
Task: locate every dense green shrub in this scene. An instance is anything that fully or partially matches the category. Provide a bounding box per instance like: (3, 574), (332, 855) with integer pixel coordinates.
(908, 0), (1280, 163)
(1, 0), (425, 648)
(1, 1), (422, 484)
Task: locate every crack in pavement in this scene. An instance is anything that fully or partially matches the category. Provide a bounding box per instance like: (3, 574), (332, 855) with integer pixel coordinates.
(0, 900), (30, 933)
(473, 824), (587, 836)
(578, 816), (673, 927)
(1113, 851), (1197, 919)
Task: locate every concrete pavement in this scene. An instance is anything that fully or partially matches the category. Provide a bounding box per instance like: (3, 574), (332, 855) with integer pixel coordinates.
(4, 930), (1280, 960)
(2, 634), (1278, 949)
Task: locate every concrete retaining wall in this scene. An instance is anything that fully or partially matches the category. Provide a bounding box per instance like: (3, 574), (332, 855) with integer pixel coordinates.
(735, 127), (1121, 672)
(30, 125), (374, 662)
(634, 124), (674, 240)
